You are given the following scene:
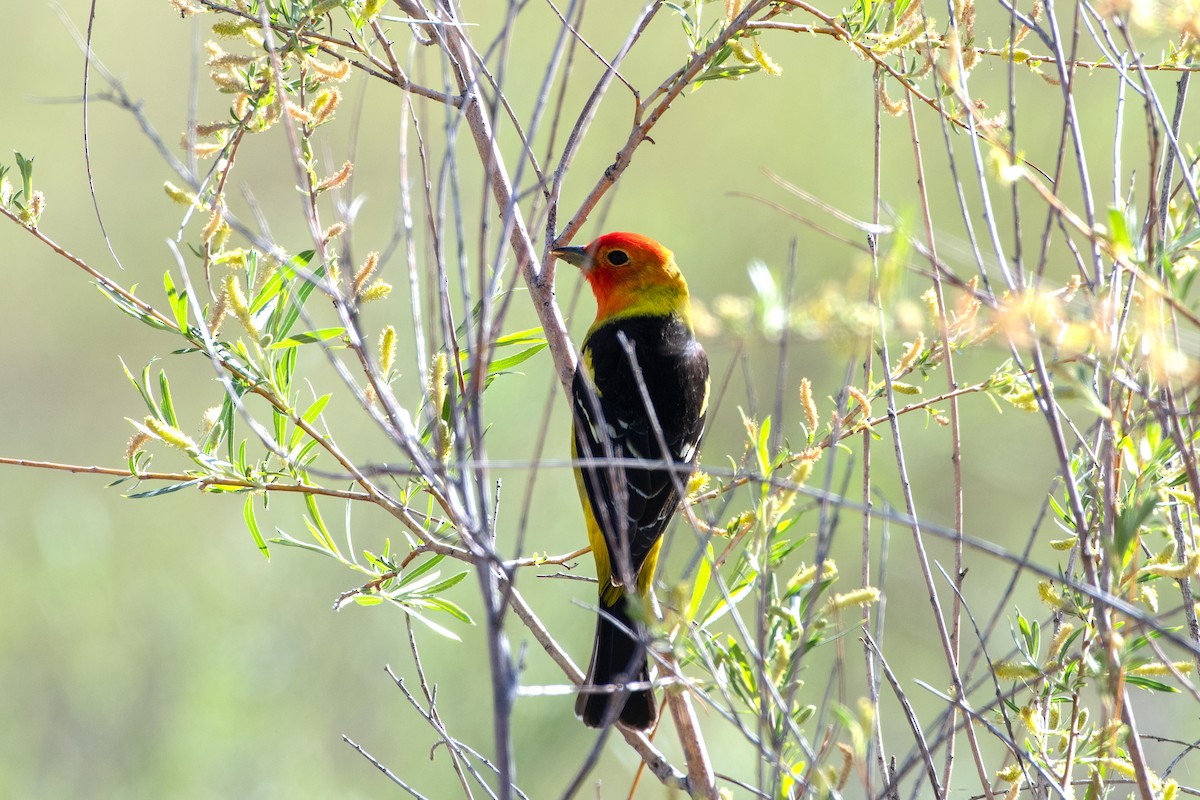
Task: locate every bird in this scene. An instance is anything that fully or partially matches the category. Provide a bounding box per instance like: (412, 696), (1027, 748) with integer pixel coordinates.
(551, 232), (709, 730)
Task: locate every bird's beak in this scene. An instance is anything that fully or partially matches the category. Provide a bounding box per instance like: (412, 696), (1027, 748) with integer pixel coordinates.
(551, 244), (593, 274)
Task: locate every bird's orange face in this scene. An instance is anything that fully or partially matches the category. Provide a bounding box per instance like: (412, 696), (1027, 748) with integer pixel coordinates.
(552, 232), (688, 326)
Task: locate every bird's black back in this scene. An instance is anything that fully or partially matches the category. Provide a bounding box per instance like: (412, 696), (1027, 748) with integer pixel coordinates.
(572, 313), (709, 583)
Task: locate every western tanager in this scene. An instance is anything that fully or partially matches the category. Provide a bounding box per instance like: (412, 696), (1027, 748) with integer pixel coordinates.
(552, 232), (709, 730)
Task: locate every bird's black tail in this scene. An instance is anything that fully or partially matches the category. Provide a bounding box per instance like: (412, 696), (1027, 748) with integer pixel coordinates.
(575, 595), (656, 730)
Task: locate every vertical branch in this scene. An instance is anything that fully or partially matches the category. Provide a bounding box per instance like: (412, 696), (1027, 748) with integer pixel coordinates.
(905, 83), (970, 800)
(864, 65), (888, 796)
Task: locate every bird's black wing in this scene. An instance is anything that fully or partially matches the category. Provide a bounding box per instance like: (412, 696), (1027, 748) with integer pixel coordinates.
(573, 315), (709, 584)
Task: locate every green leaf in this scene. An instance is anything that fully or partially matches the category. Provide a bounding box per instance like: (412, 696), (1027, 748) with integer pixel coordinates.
(304, 493), (342, 558)
(121, 358), (163, 418)
(421, 570), (469, 595)
(127, 478), (206, 499)
(272, 253), (320, 340)
(415, 595), (473, 624)
(15, 151), (34, 202)
(486, 342), (547, 373)
(756, 416), (772, 477)
(701, 578), (756, 627)
(401, 606), (462, 640)
(268, 327), (346, 349)
(250, 268), (287, 315)
(101, 283), (175, 330)
(687, 544), (714, 623)
(271, 530), (339, 558)
(398, 553), (446, 586)
(244, 494), (270, 560)
(163, 270), (189, 332)
(492, 326), (545, 347)
(1125, 675), (1178, 693)
(1107, 207), (1133, 255)
(289, 393), (331, 449)
(158, 371), (178, 428)
(1114, 493), (1156, 565)
(694, 63), (759, 85)
(273, 408), (288, 448)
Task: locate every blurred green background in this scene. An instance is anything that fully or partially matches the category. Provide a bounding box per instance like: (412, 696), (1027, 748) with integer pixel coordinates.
(2, 1), (1195, 797)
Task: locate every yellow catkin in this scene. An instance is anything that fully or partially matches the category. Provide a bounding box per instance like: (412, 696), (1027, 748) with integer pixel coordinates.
(1047, 622), (1074, 659)
(1129, 661), (1193, 677)
(877, 79), (906, 116)
(208, 290), (229, 334)
(211, 222), (231, 252)
(209, 70), (245, 93)
(995, 763), (1021, 783)
(893, 331), (925, 377)
(27, 192), (45, 225)
(362, 0), (387, 19)
(353, 251), (381, 297)
(1141, 584), (1159, 613)
(202, 406), (222, 433)
(1142, 552), (1200, 579)
(729, 40), (755, 64)
(824, 587), (880, 612)
(309, 0), (342, 16)
(208, 52), (256, 69)
(766, 448), (821, 526)
(163, 181), (197, 206)
(1095, 757), (1138, 781)
(994, 661), (1041, 680)
(847, 385), (871, 419)
(686, 470), (710, 498)
(211, 18), (257, 37)
(190, 141), (225, 159)
(1038, 580), (1071, 611)
(1148, 540), (1177, 566)
(379, 325), (397, 376)
(307, 57), (352, 83)
(125, 430), (152, 458)
(202, 209), (223, 243)
(143, 416), (197, 451)
(169, 0), (204, 16)
(1018, 705), (1040, 736)
(753, 39), (782, 76)
(286, 101), (314, 124)
(358, 281), (392, 304)
(223, 273), (259, 339)
(322, 222), (346, 243)
(309, 87), (341, 126)
(233, 93), (251, 118)
(316, 160), (353, 192)
(212, 248), (248, 269)
(799, 378), (819, 432)
(787, 560), (838, 593)
(835, 743), (853, 790)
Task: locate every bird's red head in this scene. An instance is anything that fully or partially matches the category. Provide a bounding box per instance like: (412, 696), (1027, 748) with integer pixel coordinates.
(551, 232), (689, 326)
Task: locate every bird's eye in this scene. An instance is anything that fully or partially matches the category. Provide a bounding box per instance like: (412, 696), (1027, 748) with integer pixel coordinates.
(606, 249), (630, 266)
